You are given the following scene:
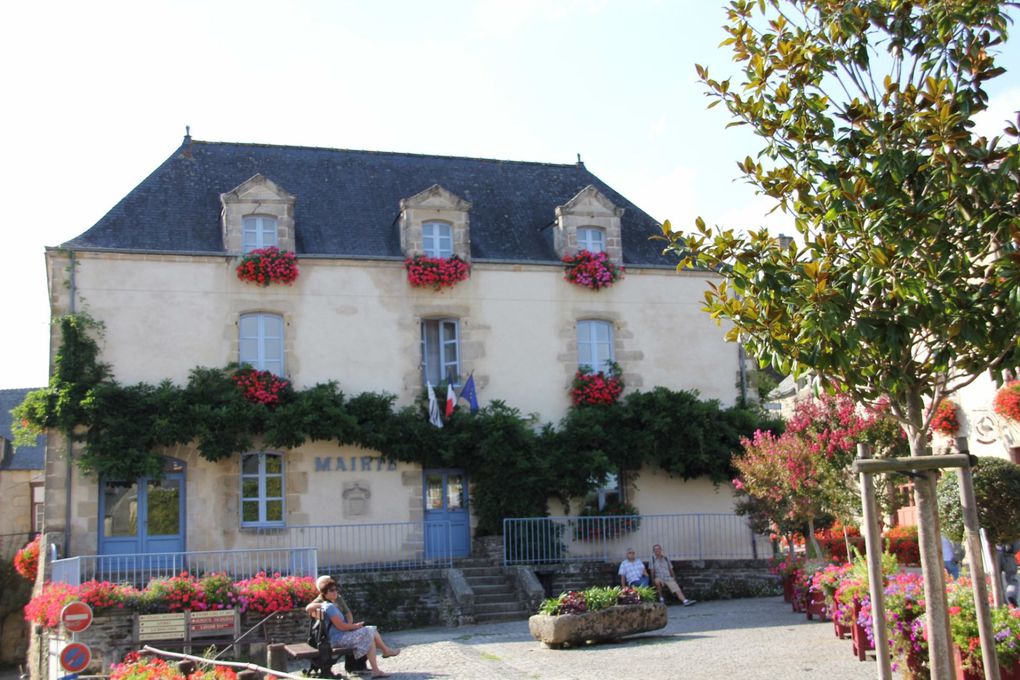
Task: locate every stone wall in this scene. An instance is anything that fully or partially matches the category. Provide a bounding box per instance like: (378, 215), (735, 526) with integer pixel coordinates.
(539, 559), (779, 601)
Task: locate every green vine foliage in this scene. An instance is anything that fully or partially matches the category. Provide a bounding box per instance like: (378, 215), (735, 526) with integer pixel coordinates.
(14, 314), (780, 534)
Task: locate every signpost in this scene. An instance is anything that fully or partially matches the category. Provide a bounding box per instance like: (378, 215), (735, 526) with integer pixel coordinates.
(59, 642), (91, 674)
(60, 602), (93, 633)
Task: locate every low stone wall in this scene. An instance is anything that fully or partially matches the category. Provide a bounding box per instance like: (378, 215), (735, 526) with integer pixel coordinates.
(539, 559), (779, 600)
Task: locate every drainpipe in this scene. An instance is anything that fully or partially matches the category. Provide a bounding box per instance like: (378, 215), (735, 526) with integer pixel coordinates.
(737, 343), (749, 407)
(63, 250), (76, 557)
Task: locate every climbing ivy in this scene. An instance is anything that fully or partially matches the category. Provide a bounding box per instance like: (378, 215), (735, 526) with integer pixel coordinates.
(13, 314), (780, 534)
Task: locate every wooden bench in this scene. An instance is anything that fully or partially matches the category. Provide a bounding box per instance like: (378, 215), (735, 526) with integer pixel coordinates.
(268, 642), (358, 678)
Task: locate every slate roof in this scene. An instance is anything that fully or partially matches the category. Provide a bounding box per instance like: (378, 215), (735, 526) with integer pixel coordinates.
(0, 388), (45, 470)
(63, 138), (673, 266)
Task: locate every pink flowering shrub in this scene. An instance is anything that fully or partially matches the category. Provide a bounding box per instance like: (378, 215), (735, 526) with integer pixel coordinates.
(232, 368), (291, 407)
(994, 380), (1020, 423)
(930, 399), (960, 436)
(13, 534), (40, 581)
(562, 250), (623, 290)
(570, 363), (624, 406)
(236, 247), (299, 286)
(110, 654), (239, 680)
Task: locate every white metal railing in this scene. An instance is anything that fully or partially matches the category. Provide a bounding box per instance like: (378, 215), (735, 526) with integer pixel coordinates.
(503, 512), (774, 565)
(255, 521), (452, 571)
(49, 547), (317, 586)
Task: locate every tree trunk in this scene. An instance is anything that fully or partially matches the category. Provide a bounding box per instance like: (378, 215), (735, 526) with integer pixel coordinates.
(807, 517), (822, 558)
(909, 431), (954, 680)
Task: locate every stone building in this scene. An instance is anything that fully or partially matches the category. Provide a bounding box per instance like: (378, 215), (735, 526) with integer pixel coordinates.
(39, 135), (753, 568)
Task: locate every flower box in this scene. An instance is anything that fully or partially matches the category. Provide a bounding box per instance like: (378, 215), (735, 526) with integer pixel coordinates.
(851, 598), (874, 661)
(236, 247), (299, 286)
(404, 254), (470, 290)
(528, 603), (667, 648)
(953, 644), (1020, 680)
(562, 250), (623, 290)
(782, 575), (795, 603)
(833, 618), (850, 639)
(805, 589), (827, 621)
(995, 381), (1020, 424)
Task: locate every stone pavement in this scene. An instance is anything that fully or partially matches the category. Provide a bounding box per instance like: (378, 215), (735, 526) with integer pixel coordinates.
(347, 596), (886, 680)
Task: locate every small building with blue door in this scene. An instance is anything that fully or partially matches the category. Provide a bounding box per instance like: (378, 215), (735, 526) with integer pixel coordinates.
(35, 136), (748, 569)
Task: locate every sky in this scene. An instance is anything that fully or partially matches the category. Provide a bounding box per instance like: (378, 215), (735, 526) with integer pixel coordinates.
(1, 0), (1018, 390)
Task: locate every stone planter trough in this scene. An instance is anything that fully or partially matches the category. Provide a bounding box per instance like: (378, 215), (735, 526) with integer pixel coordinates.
(528, 603), (667, 649)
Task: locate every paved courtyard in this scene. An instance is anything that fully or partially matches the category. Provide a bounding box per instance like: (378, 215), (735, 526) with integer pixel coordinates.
(369, 596), (885, 680)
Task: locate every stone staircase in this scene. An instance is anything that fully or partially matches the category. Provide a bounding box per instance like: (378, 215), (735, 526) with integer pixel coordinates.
(454, 556), (532, 623)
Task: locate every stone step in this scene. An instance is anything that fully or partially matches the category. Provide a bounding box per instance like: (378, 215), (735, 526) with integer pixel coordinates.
(473, 610), (532, 624)
(458, 565), (503, 576)
(474, 593), (519, 606)
(454, 557), (497, 568)
(471, 583), (515, 596)
(462, 575), (506, 587)
(473, 601), (529, 615)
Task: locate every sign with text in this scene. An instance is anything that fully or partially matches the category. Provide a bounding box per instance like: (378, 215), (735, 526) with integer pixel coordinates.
(138, 612), (187, 641)
(190, 610), (237, 638)
(60, 601), (93, 633)
(315, 455), (397, 472)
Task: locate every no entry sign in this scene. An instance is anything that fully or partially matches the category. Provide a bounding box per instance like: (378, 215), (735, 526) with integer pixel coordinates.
(61, 601), (93, 633)
(60, 642), (91, 674)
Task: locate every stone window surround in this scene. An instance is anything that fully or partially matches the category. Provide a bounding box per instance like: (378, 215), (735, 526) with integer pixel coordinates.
(559, 312), (641, 391)
(221, 174), (296, 255)
(239, 450), (285, 528)
(402, 303), (486, 399)
(399, 184), (472, 262)
(554, 185), (624, 264)
(228, 308), (297, 379)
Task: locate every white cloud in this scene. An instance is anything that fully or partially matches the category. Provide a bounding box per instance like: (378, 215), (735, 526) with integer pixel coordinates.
(973, 86), (1020, 142)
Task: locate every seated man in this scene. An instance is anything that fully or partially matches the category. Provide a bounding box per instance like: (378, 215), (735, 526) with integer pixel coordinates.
(618, 548), (650, 587)
(649, 543), (696, 606)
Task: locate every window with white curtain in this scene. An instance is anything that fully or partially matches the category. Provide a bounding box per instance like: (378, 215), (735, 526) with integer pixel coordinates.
(239, 313), (285, 375)
(577, 319), (614, 371)
(242, 215), (279, 253)
(421, 318), (460, 385)
(577, 227), (606, 253)
(422, 221), (453, 258)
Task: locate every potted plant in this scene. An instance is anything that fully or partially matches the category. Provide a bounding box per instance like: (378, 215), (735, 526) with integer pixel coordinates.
(235, 247), (299, 286)
(13, 534), (40, 581)
(562, 250), (623, 290)
(883, 572), (927, 678)
(948, 578), (1020, 679)
(570, 362), (623, 406)
(404, 254), (471, 290)
(232, 368), (291, 407)
(994, 380), (1020, 424)
(930, 399), (960, 436)
(529, 585), (664, 648)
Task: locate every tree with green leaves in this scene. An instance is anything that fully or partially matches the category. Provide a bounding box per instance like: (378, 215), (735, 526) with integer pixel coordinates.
(661, 2), (1020, 676)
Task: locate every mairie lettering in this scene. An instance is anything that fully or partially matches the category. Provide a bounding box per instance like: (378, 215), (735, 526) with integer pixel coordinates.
(315, 456), (397, 472)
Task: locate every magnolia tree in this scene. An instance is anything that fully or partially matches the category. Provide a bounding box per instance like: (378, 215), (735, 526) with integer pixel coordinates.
(664, 3), (1020, 675)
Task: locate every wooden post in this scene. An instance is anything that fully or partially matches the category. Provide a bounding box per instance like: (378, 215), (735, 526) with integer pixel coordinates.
(857, 443), (892, 680)
(268, 643), (287, 673)
(956, 437), (1000, 680)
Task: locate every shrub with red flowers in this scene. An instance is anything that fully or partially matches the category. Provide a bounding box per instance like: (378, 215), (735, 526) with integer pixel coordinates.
(404, 254), (471, 290)
(235, 247), (299, 286)
(147, 572), (204, 613)
(883, 524), (920, 566)
(562, 250), (623, 290)
(814, 522), (865, 563)
(14, 534), (40, 581)
(994, 380), (1020, 423)
(232, 368), (291, 407)
(930, 399), (960, 436)
(198, 572), (241, 611)
(235, 572), (316, 616)
(24, 581), (79, 627)
(110, 655), (239, 680)
(78, 580), (137, 612)
(557, 590), (588, 615)
(570, 362), (623, 406)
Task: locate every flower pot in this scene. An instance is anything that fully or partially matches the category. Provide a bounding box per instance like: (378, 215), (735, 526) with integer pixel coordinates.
(528, 603), (667, 648)
(782, 575), (795, 603)
(805, 589), (827, 621)
(833, 617), (850, 639)
(953, 644), (1020, 680)
(850, 598), (873, 661)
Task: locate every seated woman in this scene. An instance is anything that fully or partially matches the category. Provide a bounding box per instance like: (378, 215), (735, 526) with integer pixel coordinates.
(307, 576), (399, 679)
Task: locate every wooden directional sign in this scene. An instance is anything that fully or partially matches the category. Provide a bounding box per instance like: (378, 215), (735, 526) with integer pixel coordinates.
(137, 612), (187, 641)
(60, 642), (91, 673)
(190, 610), (237, 638)
(60, 601), (94, 633)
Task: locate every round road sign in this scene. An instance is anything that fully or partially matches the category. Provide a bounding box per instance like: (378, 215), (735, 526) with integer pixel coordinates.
(61, 601), (93, 633)
(60, 642), (91, 673)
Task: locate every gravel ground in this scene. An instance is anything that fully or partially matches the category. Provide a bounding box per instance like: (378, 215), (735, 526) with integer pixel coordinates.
(329, 596), (891, 680)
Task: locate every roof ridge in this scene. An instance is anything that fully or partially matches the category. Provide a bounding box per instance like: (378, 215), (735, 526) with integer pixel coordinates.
(188, 139), (585, 170)
(0, 387), (42, 393)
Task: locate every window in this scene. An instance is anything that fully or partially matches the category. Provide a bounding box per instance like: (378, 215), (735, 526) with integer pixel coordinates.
(421, 319), (460, 385)
(577, 227), (605, 253)
(422, 221), (453, 258)
(239, 313), (284, 375)
(31, 483), (44, 533)
(242, 215), (279, 253)
(577, 319), (614, 371)
(241, 452), (284, 527)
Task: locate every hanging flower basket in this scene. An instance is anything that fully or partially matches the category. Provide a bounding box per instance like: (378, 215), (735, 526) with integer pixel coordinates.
(994, 381), (1020, 423)
(13, 534), (40, 581)
(930, 399), (960, 436)
(405, 254), (471, 290)
(236, 247), (299, 286)
(570, 363), (623, 406)
(562, 250), (623, 290)
(232, 368), (291, 407)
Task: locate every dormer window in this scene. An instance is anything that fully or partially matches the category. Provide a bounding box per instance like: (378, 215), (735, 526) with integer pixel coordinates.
(243, 215), (279, 253)
(423, 221), (453, 258)
(577, 227), (605, 253)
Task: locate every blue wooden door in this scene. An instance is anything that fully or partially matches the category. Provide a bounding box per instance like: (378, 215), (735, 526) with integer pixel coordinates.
(424, 469), (470, 559)
(99, 461), (185, 573)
